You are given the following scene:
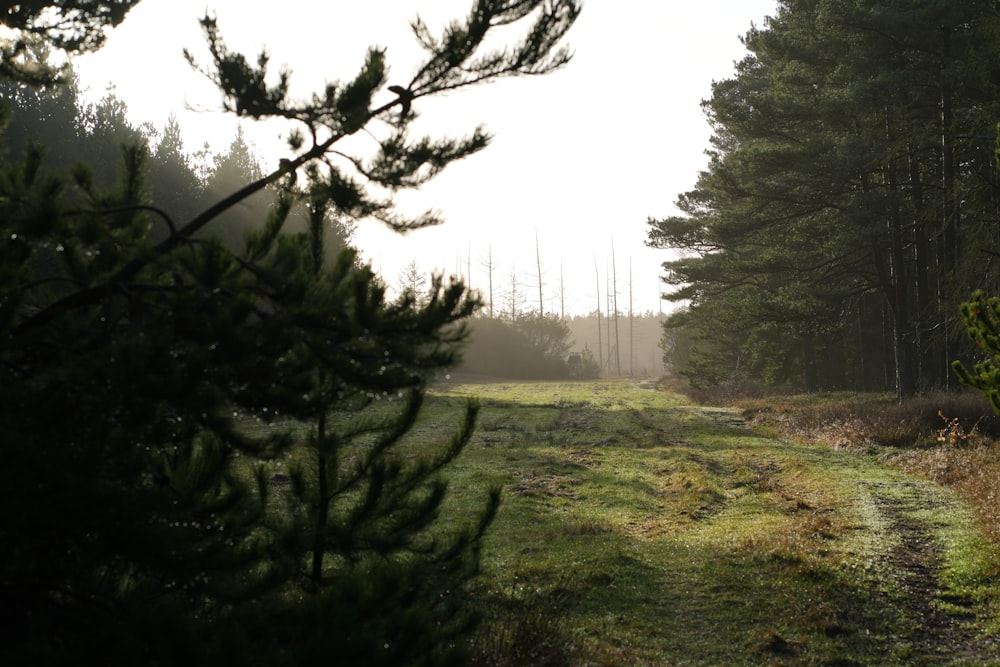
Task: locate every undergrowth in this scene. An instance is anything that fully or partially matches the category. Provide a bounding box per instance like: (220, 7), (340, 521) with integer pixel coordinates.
(728, 389), (1000, 550)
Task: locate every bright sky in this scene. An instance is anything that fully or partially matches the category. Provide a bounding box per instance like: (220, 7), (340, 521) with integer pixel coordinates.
(73, 0), (777, 316)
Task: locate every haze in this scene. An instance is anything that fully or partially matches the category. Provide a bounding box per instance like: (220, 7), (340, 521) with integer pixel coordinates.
(73, 0), (778, 315)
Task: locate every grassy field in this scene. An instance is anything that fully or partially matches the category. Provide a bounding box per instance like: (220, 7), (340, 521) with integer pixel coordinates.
(417, 378), (1000, 666)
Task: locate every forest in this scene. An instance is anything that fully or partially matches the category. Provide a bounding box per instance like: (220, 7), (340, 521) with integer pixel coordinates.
(647, 0), (1000, 399)
(9, 0), (1000, 664)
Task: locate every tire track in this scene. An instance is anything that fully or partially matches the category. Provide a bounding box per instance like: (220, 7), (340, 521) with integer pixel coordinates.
(861, 480), (995, 663)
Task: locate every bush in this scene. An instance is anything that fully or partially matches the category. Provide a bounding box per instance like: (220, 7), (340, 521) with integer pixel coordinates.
(459, 317), (575, 380)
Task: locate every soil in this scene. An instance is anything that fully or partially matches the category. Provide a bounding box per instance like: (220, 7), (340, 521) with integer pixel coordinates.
(863, 480), (997, 664)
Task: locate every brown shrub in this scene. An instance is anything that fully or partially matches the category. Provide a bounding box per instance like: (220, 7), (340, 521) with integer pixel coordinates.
(728, 390), (1000, 548)
(739, 391), (1000, 451)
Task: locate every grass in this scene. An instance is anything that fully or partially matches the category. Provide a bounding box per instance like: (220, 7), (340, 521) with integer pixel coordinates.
(236, 379), (1000, 663)
(418, 379), (1000, 665)
(736, 390), (1000, 546)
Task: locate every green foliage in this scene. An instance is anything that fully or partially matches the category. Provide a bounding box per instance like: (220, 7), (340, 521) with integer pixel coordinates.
(953, 291), (1000, 414)
(0, 1), (144, 84)
(660, 317), (694, 377)
(514, 312), (573, 363)
(648, 0), (1000, 397)
(0, 1), (579, 663)
(0, 67), (83, 164)
(572, 345), (602, 380)
(183, 0), (579, 232)
(459, 314), (576, 380)
(0, 123), (485, 665)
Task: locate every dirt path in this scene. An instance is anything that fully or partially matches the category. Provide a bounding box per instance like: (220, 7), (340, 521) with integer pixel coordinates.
(691, 403), (997, 663)
(863, 480), (995, 663)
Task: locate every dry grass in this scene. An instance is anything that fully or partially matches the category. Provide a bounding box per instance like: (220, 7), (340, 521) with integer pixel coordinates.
(731, 389), (1000, 552)
(891, 444), (1000, 546)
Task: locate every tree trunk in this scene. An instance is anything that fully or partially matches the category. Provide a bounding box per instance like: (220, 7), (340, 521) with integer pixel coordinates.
(909, 143), (937, 389)
(594, 258), (603, 374)
(802, 332), (818, 392)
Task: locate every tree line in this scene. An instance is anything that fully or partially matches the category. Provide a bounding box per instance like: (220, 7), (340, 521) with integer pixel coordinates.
(3, 73), (355, 258)
(400, 248), (665, 380)
(647, 0), (1000, 398)
(12, 67), (641, 388)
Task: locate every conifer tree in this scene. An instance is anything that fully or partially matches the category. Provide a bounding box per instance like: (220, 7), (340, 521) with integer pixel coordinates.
(0, 1), (144, 83)
(953, 291), (1000, 414)
(148, 115), (203, 226)
(0, 1), (579, 663)
(647, 0), (1000, 395)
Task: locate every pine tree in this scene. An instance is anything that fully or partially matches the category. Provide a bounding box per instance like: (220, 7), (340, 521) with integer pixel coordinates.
(0, 1), (579, 663)
(149, 116), (200, 218)
(953, 291), (1000, 414)
(204, 180), (495, 663)
(0, 1), (144, 83)
(646, 0), (1000, 396)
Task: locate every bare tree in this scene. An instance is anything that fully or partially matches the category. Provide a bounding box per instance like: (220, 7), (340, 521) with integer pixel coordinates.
(479, 244), (497, 318)
(605, 264), (612, 374)
(466, 242), (472, 294)
(502, 260), (526, 321)
(658, 275), (663, 316)
(629, 257), (634, 376)
(397, 258), (427, 305)
(532, 230), (546, 315)
(558, 257), (567, 320)
(594, 256), (603, 374)
(611, 239), (621, 376)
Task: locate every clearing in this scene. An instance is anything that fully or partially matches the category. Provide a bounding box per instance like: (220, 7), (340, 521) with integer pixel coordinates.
(427, 378), (1000, 665)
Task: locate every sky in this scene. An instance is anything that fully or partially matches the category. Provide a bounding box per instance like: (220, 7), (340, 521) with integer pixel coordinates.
(73, 0), (778, 316)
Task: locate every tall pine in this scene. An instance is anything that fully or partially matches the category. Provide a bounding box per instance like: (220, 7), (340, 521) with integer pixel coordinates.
(647, 0), (1000, 396)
